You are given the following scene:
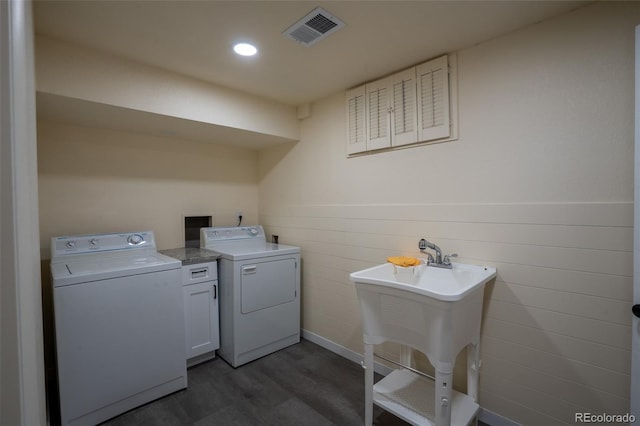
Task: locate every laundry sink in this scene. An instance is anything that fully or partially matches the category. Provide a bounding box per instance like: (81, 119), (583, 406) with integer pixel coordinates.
(349, 262), (496, 302)
(351, 261), (497, 426)
(350, 260), (497, 374)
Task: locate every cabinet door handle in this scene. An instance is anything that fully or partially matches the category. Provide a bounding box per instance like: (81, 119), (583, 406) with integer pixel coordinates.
(213, 284), (217, 300)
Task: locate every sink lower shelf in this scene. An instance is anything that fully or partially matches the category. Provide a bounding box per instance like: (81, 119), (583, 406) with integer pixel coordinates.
(374, 369), (479, 426)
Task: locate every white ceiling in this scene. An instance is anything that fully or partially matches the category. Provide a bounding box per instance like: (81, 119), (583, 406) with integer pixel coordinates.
(34, 0), (590, 107)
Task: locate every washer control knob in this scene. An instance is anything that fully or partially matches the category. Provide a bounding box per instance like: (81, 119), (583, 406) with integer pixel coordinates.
(127, 234), (144, 245)
(249, 227), (258, 236)
(66, 241), (76, 249)
(89, 238), (99, 246)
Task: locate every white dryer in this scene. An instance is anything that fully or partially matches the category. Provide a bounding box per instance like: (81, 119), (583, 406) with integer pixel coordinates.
(201, 226), (300, 367)
(51, 231), (187, 426)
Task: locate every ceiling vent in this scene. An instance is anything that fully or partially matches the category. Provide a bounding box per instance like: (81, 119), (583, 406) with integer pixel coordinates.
(283, 7), (345, 47)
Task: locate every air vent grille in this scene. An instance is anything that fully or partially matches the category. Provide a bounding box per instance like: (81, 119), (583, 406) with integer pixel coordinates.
(306, 13), (338, 34)
(283, 7), (345, 47)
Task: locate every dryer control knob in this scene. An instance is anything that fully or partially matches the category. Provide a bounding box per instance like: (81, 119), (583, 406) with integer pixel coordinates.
(66, 241), (76, 249)
(127, 234), (144, 245)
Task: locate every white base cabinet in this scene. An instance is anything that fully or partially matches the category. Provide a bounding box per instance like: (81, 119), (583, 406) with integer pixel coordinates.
(182, 261), (219, 366)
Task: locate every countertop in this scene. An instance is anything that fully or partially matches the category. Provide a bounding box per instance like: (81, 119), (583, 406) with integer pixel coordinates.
(159, 247), (220, 265)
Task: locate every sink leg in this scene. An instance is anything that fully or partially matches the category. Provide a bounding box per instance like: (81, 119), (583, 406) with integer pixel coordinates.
(467, 343), (480, 402)
(364, 343), (374, 426)
(435, 369), (453, 426)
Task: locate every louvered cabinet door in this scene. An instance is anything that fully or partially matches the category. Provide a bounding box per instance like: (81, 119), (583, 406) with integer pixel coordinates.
(365, 76), (392, 151)
(346, 85), (366, 155)
(391, 68), (418, 147)
(417, 55), (450, 142)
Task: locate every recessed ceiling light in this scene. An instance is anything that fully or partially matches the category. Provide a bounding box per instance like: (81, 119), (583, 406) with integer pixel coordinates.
(233, 43), (257, 57)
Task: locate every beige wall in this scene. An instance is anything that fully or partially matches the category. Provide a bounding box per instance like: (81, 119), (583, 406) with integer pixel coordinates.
(38, 121), (260, 254)
(36, 36), (299, 142)
(37, 121), (263, 411)
(258, 3), (638, 425)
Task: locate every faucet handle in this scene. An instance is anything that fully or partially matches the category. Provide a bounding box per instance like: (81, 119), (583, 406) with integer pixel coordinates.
(443, 253), (458, 265)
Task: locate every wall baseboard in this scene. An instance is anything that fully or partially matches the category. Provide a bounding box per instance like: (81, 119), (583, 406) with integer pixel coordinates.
(301, 329), (392, 376)
(301, 329), (521, 426)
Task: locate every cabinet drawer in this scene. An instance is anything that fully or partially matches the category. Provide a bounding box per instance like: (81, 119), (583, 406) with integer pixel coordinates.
(182, 261), (218, 285)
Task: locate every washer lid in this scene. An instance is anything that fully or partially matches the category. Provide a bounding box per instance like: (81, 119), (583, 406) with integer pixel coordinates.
(51, 251), (180, 287)
(207, 241), (300, 261)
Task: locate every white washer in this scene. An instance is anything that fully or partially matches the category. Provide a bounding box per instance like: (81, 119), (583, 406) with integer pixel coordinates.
(201, 226), (300, 367)
(50, 231), (187, 426)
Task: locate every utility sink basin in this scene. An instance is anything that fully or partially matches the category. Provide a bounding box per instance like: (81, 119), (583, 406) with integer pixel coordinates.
(349, 262), (496, 302)
(351, 260), (497, 374)
(352, 261), (497, 426)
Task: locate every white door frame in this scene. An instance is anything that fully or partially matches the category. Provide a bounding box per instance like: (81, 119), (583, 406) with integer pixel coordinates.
(632, 24), (640, 420)
(0, 1), (46, 424)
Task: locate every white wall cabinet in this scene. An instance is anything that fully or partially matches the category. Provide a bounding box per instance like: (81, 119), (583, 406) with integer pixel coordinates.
(346, 54), (454, 155)
(182, 261), (219, 366)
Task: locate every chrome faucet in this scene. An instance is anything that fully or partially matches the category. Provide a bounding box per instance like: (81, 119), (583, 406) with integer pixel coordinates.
(419, 238), (457, 269)
(419, 238), (442, 263)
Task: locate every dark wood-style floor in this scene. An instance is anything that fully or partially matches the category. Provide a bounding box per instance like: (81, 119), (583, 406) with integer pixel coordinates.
(99, 339), (488, 426)
(101, 339), (397, 425)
